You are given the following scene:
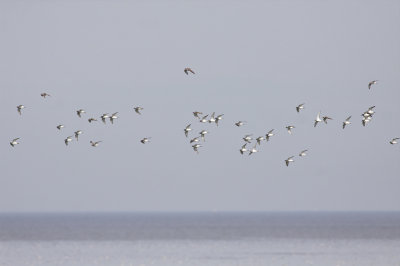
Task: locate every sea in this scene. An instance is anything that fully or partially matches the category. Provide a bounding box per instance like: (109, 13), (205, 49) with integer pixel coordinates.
(0, 212), (399, 266)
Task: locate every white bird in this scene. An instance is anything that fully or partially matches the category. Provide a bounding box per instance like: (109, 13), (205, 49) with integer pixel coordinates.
(362, 116), (372, 127)
(239, 144), (247, 155)
(285, 156), (294, 167)
(208, 112), (216, 124)
(74, 130), (82, 141)
(389, 138), (399, 145)
(367, 106), (375, 115)
(243, 134), (253, 143)
(190, 136), (200, 143)
(368, 80), (378, 90)
(100, 113), (109, 124)
(199, 130), (208, 141)
(184, 124), (192, 137)
(343, 116), (352, 129)
(215, 114), (224, 126)
(184, 68), (195, 75)
(192, 144), (202, 154)
(90, 140), (102, 147)
(109, 112), (118, 124)
(88, 118), (97, 123)
(76, 109), (85, 118)
(64, 136), (73, 146)
(314, 112), (322, 127)
(134, 107), (143, 115)
(248, 145), (258, 156)
(296, 103), (305, 113)
(235, 121), (246, 127)
(286, 126), (295, 134)
(41, 92), (51, 98)
(140, 137), (151, 144)
(199, 115), (208, 123)
(299, 150), (308, 157)
(10, 138), (20, 147)
(266, 129), (274, 141)
(193, 111), (203, 118)
(17, 105), (25, 115)
(256, 136), (265, 145)
(56, 125), (65, 130)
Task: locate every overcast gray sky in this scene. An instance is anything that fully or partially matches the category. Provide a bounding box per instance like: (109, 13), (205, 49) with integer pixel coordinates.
(1, 0), (399, 212)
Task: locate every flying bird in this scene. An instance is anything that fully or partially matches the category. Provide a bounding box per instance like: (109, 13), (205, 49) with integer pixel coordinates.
(134, 107), (143, 115)
(248, 145), (258, 156)
(215, 114), (224, 126)
(76, 109), (85, 118)
(296, 103), (305, 113)
(342, 116), (352, 129)
(389, 138), (399, 145)
(243, 134), (253, 143)
(208, 112), (216, 124)
(40, 93), (51, 98)
(286, 126), (295, 134)
(56, 125), (65, 130)
(184, 124), (192, 137)
(140, 137), (151, 144)
(192, 144), (202, 154)
(368, 80), (378, 90)
(285, 156), (295, 167)
(100, 114), (109, 124)
(266, 129), (274, 141)
(314, 112), (322, 127)
(88, 118), (97, 123)
(299, 150), (308, 157)
(193, 111), (203, 118)
(109, 112), (118, 124)
(74, 130), (82, 141)
(199, 130), (208, 141)
(90, 140), (102, 147)
(199, 115), (208, 123)
(184, 68), (195, 75)
(235, 121), (246, 127)
(323, 116), (333, 124)
(256, 136), (265, 145)
(64, 136), (73, 146)
(190, 136), (200, 143)
(17, 105), (25, 115)
(239, 144), (247, 155)
(10, 138), (20, 147)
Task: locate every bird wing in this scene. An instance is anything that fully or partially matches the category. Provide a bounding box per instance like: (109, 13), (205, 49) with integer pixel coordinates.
(346, 116), (352, 121)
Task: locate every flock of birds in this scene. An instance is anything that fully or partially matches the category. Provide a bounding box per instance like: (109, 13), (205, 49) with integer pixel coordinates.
(9, 70), (399, 167)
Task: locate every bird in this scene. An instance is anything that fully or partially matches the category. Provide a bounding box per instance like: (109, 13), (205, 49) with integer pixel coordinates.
(10, 138), (20, 147)
(248, 145), (258, 156)
(64, 136), (73, 146)
(296, 103), (305, 113)
(100, 113), (109, 124)
(134, 107), (143, 115)
(76, 109), (85, 118)
(323, 116), (333, 124)
(342, 116), (352, 129)
(199, 115), (208, 123)
(140, 137), (151, 144)
(389, 138), (399, 145)
(239, 144), (247, 155)
(90, 140), (102, 147)
(184, 124), (192, 137)
(286, 126), (295, 134)
(192, 144), (202, 154)
(56, 125), (65, 130)
(184, 68), (195, 75)
(74, 130), (82, 141)
(88, 118), (97, 123)
(314, 112), (322, 127)
(285, 156), (294, 167)
(367, 106), (376, 115)
(215, 114), (224, 126)
(190, 136), (200, 143)
(256, 136), (265, 145)
(362, 116), (372, 127)
(368, 80), (378, 90)
(299, 150), (308, 157)
(208, 112), (216, 124)
(265, 129), (274, 141)
(235, 121), (246, 127)
(16, 105), (25, 115)
(199, 130), (208, 141)
(243, 134), (253, 143)
(40, 92), (51, 98)
(193, 111), (203, 118)
(109, 112), (118, 124)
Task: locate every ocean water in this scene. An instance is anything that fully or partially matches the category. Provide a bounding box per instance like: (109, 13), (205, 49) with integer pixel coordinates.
(0, 212), (399, 266)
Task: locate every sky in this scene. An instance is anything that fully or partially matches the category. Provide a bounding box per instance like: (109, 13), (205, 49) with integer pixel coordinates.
(0, 0), (399, 212)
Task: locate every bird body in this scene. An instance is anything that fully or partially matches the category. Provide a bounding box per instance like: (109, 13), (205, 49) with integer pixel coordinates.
(90, 141), (102, 147)
(41, 93), (51, 98)
(243, 134), (252, 143)
(134, 107), (143, 115)
(239, 144), (247, 155)
(10, 138), (20, 147)
(390, 138), (399, 145)
(76, 109), (85, 118)
(193, 111), (202, 118)
(266, 129), (274, 141)
(64, 136), (73, 146)
(56, 125), (64, 130)
(101, 114), (109, 124)
(88, 118), (97, 123)
(140, 137), (151, 144)
(323, 116), (333, 124)
(109, 112), (118, 124)
(368, 80), (378, 89)
(299, 150), (308, 157)
(296, 103), (305, 113)
(17, 105), (25, 115)
(74, 130), (82, 141)
(235, 121), (246, 127)
(192, 144), (201, 153)
(199, 115), (208, 123)
(343, 116), (352, 129)
(184, 124), (192, 137)
(199, 130), (208, 141)
(314, 112), (322, 127)
(285, 156), (294, 166)
(184, 68), (195, 75)
(286, 126), (295, 134)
